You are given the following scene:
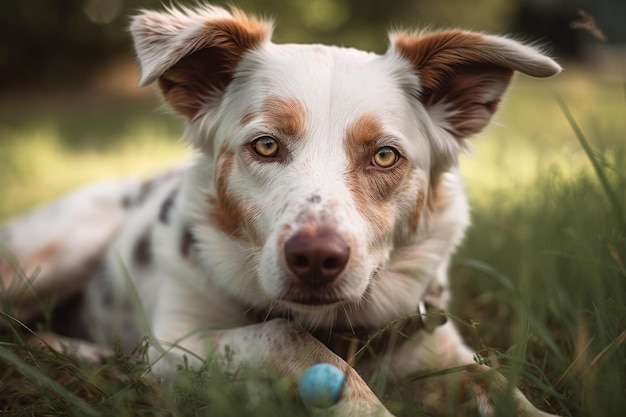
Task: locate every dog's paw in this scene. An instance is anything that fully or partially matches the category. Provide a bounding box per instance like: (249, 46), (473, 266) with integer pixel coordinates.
(30, 331), (113, 363)
(413, 364), (559, 417)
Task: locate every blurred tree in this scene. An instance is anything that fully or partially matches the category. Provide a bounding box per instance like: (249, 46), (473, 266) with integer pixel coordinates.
(0, 0), (623, 91)
(1, 0), (129, 90)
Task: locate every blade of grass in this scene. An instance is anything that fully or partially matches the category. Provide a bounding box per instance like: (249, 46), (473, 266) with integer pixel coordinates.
(456, 258), (515, 292)
(457, 258), (565, 361)
(622, 65), (626, 104)
(0, 345), (100, 416)
(555, 94), (625, 230)
(588, 330), (626, 369)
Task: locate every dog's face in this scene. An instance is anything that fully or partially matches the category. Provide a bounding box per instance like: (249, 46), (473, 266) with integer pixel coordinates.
(205, 44), (432, 308)
(131, 6), (560, 322)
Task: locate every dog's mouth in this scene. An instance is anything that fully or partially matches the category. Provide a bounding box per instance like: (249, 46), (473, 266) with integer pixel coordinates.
(278, 284), (347, 308)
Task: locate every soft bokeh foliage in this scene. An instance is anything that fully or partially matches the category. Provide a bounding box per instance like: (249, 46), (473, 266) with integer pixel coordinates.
(1, 0), (625, 89)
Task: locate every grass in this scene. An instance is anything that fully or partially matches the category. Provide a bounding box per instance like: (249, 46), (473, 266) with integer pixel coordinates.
(451, 69), (626, 415)
(0, 67), (625, 416)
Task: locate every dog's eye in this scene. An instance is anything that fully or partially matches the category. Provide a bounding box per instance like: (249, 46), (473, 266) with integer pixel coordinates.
(372, 147), (399, 168)
(252, 136), (280, 158)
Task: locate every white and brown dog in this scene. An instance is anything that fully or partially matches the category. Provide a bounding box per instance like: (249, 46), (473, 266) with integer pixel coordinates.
(0, 4), (561, 416)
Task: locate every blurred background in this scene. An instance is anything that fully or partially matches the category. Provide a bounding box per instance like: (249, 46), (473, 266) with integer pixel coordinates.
(1, 0), (626, 89)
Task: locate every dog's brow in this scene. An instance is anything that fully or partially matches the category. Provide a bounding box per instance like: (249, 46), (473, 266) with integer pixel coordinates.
(346, 114), (385, 146)
(240, 109), (257, 126)
(260, 96), (306, 138)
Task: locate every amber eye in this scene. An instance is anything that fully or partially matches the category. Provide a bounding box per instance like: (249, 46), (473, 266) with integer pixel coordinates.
(252, 136), (279, 158)
(372, 146), (399, 168)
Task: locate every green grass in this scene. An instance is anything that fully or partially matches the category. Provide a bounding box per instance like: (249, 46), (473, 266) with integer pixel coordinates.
(1, 67), (625, 416)
(452, 69), (626, 416)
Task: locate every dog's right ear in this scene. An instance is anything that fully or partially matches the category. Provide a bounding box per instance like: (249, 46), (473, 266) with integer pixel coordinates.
(130, 5), (273, 119)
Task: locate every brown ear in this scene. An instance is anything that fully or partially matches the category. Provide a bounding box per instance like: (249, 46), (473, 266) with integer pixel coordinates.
(130, 6), (272, 119)
(391, 30), (561, 140)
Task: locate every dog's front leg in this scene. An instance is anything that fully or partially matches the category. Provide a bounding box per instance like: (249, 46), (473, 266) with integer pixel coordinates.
(213, 319), (393, 416)
(153, 318), (393, 416)
(410, 363), (558, 417)
(393, 323), (558, 417)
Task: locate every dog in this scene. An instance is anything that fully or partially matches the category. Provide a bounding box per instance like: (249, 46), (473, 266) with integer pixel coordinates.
(0, 4), (561, 416)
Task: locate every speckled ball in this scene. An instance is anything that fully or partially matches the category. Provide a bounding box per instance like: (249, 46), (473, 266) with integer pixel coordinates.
(298, 363), (346, 408)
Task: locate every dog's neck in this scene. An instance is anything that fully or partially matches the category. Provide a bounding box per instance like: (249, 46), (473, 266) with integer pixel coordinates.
(314, 301), (447, 364)
(246, 301), (447, 364)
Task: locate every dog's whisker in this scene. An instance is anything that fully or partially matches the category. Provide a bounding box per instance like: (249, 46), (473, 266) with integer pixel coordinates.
(263, 302), (278, 322)
(344, 306), (356, 334)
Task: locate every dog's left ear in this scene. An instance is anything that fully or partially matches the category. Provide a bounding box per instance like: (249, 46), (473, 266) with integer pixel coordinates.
(130, 6), (273, 119)
(390, 30), (561, 143)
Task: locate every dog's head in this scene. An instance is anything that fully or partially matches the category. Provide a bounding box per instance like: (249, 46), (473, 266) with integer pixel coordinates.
(131, 5), (560, 327)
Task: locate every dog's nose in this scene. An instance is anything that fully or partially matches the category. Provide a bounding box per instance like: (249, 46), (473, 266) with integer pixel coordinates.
(284, 231), (350, 286)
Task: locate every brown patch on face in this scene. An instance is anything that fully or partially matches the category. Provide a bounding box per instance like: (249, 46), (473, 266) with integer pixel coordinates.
(261, 96), (306, 139)
(344, 114), (411, 244)
(207, 148), (262, 245)
(427, 173), (453, 216)
(158, 14), (269, 119)
(393, 30), (515, 140)
(208, 148), (242, 238)
(410, 180), (427, 232)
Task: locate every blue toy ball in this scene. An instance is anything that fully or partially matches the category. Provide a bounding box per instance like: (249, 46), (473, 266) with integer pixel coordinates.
(298, 363), (346, 408)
